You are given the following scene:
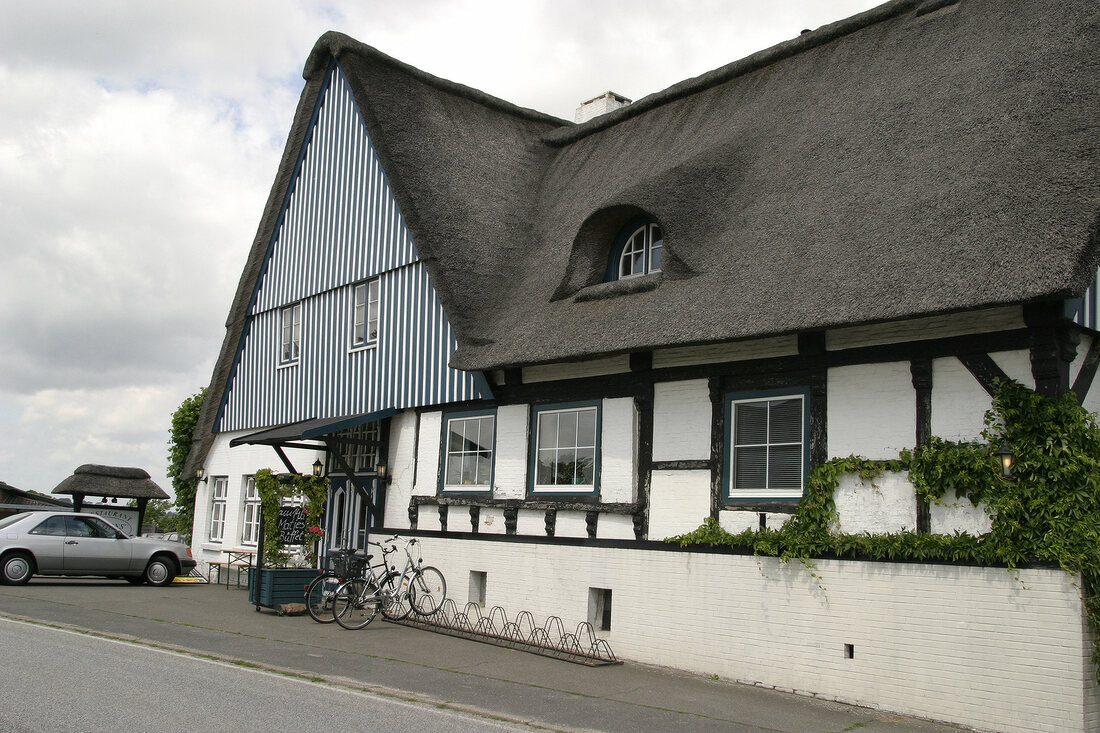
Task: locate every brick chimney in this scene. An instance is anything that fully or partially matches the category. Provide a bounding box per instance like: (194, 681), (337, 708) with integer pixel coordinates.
(574, 91), (632, 123)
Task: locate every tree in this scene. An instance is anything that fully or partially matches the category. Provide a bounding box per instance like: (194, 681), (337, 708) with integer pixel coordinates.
(167, 388), (205, 539)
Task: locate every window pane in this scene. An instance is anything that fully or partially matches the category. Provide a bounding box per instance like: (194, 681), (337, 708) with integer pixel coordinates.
(538, 413), (558, 449)
(445, 454), (462, 485)
(448, 422), (464, 452)
(769, 444), (802, 489)
(477, 417), (494, 450)
(733, 445), (767, 489)
(476, 452), (492, 485)
(537, 452), (555, 484)
(577, 409), (596, 448)
(556, 411), (578, 448)
(461, 455), (477, 485)
(575, 448), (595, 485)
(734, 402), (768, 445)
(555, 449), (576, 485)
(769, 398), (802, 443)
(650, 243), (662, 272)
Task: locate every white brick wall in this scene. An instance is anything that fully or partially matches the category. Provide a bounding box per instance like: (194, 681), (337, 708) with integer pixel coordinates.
(833, 471), (917, 534)
(718, 510), (790, 533)
(413, 411), (442, 496)
(827, 361), (916, 459)
(652, 379), (711, 461)
(418, 536), (1098, 733)
(931, 356), (993, 443)
(600, 397), (636, 503)
(493, 404), (528, 499)
(648, 469), (710, 539)
(929, 487), (993, 535)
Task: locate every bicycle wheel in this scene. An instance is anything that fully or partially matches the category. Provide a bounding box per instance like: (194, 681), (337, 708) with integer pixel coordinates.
(333, 578), (381, 630)
(379, 571), (411, 621)
(410, 566), (447, 616)
(305, 573), (340, 624)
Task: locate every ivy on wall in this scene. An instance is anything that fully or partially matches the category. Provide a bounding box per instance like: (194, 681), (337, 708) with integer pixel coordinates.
(253, 468), (327, 568)
(669, 381), (1100, 677)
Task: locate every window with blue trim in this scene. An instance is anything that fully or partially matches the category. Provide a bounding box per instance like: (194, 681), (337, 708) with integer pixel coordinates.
(607, 221), (662, 281)
(279, 302), (301, 364)
(530, 402), (600, 494)
(725, 389), (808, 500)
(442, 410), (495, 493)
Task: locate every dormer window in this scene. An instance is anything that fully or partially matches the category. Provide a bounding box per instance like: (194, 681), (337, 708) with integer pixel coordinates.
(610, 221), (663, 281)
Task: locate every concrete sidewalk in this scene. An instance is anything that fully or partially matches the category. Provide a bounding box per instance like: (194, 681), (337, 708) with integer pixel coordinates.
(0, 579), (964, 733)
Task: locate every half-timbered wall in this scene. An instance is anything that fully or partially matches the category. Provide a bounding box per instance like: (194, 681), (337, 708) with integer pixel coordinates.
(217, 63), (488, 433)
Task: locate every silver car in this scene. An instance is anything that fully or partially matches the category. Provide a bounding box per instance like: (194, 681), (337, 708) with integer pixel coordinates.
(0, 512), (196, 587)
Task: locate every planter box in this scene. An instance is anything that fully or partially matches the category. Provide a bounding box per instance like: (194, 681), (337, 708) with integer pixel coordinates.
(248, 567), (320, 610)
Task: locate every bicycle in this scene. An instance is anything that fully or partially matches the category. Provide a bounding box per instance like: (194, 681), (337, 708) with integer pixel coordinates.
(304, 548), (369, 624)
(333, 536), (447, 630)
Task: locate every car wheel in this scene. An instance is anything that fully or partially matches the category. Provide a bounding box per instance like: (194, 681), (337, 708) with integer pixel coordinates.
(1, 552), (34, 585)
(144, 557), (175, 587)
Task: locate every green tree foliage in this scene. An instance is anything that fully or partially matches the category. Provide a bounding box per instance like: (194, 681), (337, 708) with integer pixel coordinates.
(167, 388), (206, 539)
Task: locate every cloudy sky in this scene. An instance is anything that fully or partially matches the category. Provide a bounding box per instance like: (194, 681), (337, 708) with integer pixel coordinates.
(0, 0), (882, 502)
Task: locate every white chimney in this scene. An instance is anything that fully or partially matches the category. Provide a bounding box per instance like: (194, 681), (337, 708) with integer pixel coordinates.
(574, 91), (632, 123)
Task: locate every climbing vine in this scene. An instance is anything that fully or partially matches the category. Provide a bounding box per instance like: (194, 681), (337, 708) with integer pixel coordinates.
(254, 469), (328, 568)
(669, 380), (1100, 677)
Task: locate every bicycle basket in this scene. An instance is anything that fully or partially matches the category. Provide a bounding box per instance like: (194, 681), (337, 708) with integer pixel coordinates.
(332, 553), (367, 578)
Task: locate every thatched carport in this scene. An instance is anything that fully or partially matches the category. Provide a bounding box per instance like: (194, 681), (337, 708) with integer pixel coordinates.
(52, 465), (169, 535)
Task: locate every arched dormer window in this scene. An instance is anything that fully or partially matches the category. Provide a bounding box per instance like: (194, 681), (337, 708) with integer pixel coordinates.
(607, 220), (663, 281)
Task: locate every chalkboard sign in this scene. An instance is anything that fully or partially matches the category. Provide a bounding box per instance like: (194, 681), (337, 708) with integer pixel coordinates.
(276, 506), (307, 545)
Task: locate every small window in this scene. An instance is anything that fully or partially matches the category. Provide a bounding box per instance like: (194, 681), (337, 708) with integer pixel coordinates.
(610, 222), (663, 281)
(209, 476), (228, 542)
(530, 403), (600, 494)
(240, 476), (260, 546)
(280, 303), (302, 364)
(442, 411), (495, 493)
(726, 390), (808, 500)
(351, 279), (380, 348)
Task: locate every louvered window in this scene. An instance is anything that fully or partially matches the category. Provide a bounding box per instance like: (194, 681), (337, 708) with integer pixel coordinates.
(727, 392), (807, 499)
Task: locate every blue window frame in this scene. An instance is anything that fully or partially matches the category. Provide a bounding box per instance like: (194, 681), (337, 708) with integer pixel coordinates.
(606, 219), (663, 282)
(529, 401), (601, 495)
(441, 409), (496, 494)
(724, 388), (809, 500)
(279, 302), (301, 365)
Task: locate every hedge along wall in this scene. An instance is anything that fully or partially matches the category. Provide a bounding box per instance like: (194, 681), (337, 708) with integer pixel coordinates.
(415, 535), (1098, 733)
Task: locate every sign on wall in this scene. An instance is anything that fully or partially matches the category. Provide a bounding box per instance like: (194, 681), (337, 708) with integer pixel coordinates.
(87, 507), (140, 536)
(277, 506), (307, 545)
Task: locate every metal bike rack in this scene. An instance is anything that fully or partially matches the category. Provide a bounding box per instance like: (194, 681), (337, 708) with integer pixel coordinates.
(390, 599), (620, 666)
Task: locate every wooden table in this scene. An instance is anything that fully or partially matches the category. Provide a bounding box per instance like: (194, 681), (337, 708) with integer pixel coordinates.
(219, 548), (256, 588)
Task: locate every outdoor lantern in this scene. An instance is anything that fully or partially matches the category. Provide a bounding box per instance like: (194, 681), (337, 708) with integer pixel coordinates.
(377, 464), (388, 481)
(195, 467), (205, 481)
(312, 459), (323, 477)
(995, 442), (1015, 478)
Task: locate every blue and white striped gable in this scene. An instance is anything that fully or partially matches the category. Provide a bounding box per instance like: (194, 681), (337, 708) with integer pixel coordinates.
(216, 63), (490, 433)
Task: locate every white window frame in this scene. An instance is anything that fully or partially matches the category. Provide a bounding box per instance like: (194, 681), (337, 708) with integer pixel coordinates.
(209, 476), (228, 543)
(618, 223), (663, 280)
(442, 412), (495, 493)
(726, 391), (807, 500)
(351, 279), (380, 350)
(240, 476), (260, 546)
(279, 302), (302, 364)
(530, 404), (600, 494)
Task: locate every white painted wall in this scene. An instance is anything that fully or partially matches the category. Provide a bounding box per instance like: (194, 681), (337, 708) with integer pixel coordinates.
(931, 357), (993, 443)
(827, 362), (916, 459)
(929, 488), (993, 535)
(600, 397), (637, 503)
(652, 379), (710, 462)
(192, 430), (323, 565)
(418, 535), (1099, 733)
(648, 469), (709, 540)
(493, 404), (528, 499)
(833, 471), (917, 534)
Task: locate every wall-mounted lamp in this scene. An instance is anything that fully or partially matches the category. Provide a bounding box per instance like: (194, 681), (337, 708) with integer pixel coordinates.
(111, 497), (117, 504)
(313, 459), (324, 477)
(377, 464), (389, 483)
(99, 496), (108, 504)
(995, 442), (1015, 478)
(195, 467), (206, 482)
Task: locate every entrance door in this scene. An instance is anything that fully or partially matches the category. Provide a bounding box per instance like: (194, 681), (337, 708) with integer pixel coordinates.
(327, 477), (377, 551)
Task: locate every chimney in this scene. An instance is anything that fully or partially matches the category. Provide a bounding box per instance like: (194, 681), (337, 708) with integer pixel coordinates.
(574, 91), (632, 124)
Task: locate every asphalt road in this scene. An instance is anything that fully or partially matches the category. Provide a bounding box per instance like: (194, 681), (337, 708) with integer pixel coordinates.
(0, 617), (527, 733)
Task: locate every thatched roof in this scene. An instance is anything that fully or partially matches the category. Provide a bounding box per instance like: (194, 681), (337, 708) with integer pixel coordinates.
(52, 465), (169, 500)
(186, 0), (1100, 473)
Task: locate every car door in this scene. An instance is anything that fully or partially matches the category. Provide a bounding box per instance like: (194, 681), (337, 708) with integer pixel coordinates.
(24, 515), (68, 573)
(63, 516), (133, 573)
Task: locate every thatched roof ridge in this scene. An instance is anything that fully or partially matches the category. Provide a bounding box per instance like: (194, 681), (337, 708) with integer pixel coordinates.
(52, 465), (168, 499)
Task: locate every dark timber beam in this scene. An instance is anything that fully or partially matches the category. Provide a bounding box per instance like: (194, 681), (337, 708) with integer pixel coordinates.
(1025, 302), (1079, 398)
(958, 353), (1010, 398)
(1072, 335), (1100, 405)
(911, 358), (932, 533)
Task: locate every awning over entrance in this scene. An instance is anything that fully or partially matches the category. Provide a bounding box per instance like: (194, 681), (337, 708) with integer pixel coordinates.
(229, 408), (400, 448)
